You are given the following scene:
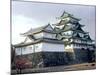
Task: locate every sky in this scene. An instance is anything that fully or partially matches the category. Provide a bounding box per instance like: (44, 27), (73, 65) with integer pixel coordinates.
(12, 1), (96, 44)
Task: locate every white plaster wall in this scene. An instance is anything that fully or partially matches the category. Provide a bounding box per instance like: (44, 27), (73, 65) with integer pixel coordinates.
(43, 32), (56, 39)
(42, 42), (65, 52)
(34, 33), (43, 39)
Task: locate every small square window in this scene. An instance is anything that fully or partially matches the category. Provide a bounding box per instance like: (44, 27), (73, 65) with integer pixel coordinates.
(35, 46), (38, 49)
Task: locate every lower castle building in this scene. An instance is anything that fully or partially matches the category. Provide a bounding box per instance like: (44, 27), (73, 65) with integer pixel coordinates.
(14, 24), (68, 68)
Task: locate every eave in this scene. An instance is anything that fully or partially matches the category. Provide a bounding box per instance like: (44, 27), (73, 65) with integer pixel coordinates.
(14, 38), (64, 48)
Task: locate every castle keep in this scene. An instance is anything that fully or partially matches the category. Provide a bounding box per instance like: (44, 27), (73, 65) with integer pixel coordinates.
(13, 11), (95, 69)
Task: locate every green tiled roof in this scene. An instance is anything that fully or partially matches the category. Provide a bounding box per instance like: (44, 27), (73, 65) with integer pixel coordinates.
(21, 24), (56, 36)
(59, 11), (81, 21)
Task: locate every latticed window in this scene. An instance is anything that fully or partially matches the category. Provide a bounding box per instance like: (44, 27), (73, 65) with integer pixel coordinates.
(35, 45), (38, 49)
(23, 47), (26, 51)
(15, 48), (22, 55)
(28, 47), (32, 50)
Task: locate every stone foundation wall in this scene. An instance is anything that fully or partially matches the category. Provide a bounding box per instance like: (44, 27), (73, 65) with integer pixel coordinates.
(15, 52), (69, 69)
(42, 52), (68, 67)
(14, 49), (95, 69)
(65, 49), (95, 64)
(73, 49), (96, 64)
(74, 49), (89, 63)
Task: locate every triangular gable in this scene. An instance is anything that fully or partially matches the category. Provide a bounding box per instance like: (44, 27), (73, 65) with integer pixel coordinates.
(59, 20), (67, 25)
(23, 37), (33, 43)
(61, 11), (69, 18)
(44, 24), (53, 31)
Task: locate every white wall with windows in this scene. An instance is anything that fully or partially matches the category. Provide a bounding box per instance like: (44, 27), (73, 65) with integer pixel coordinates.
(87, 41), (92, 44)
(65, 44), (88, 49)
(43, 32), (56, 39)
(15, 43), (42, 55)
(74, 39), (81, 43)
(33, 32), (56, 39)
(15, 48), (22, 55)
(22, 45), (33, 54)
(34, 43), (42, 52)
(15, 45), (34, 55)
(15, 42), (65, 55)
(63, 31), (73, 36)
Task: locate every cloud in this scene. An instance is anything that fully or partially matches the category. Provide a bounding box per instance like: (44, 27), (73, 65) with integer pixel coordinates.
(12, 15), (43, 44)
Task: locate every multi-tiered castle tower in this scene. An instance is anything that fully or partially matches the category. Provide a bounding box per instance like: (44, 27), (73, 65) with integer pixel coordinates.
(53, 11), (95, 63)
